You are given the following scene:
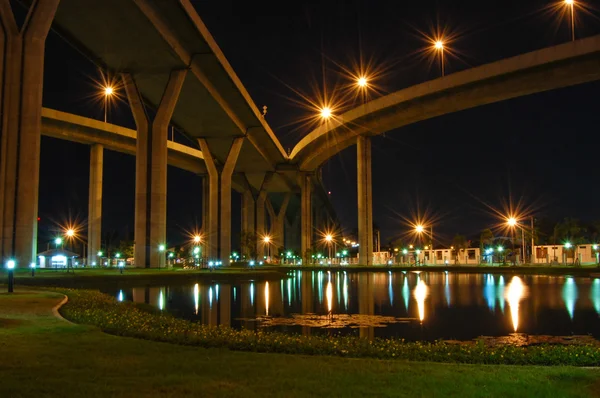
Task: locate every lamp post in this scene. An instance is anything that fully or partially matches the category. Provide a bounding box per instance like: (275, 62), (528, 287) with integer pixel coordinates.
(103, 86), (113, 123)
(263, 236), (271, 260)
(6, 259), (15, 293)
(325, 234), (333, 261)
(158, 244), (166, 269)
(565, 0), (575, 41)
(434, 40), (445, 77)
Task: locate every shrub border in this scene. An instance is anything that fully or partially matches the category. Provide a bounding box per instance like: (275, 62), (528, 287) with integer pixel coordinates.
(59, 289), (600, 366)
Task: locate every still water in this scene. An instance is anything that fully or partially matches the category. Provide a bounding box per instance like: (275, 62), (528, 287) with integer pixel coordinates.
(105, 271), (600, 341)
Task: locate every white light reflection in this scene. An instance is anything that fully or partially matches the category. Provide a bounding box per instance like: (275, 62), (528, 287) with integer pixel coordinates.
(158, 289), (165, 311)
(233, 287), (236, 302)
(444, 271), (451, 307)
(215, 284), (220, 301)
(403, 277), (410, 311)
(562, 277), (578, 320)
(209, 286), (213, 308)
(193, 283), (199, 315)
(388, 271), (394, 306)
(265, 281), (270, 316)
(287, 278), (292, 307)
(326, 280), (333, 313)
(117, 290), (124, 302)
(343, 272), (348, 310)
(484, 274), (496, 312)
(318, 271), (323, 303)
(497, 276), (505, 313)
(505, 276), (525, 332)
(591, 279), (600, 315)
(250, 283), (254, 306)
(414, 280), (428, 322)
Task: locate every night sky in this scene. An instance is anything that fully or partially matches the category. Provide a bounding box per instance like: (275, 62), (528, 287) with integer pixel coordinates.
(37, 0), (600, 249)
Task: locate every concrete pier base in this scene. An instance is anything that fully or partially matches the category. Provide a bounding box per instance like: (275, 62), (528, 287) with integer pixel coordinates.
(0, 0), (60, 266)
(300, 173), (313, 264)
(357, 136), (374, 266)
(122, 70), (187, 268)
(87, 144), (103, 266)
(198, 138), (244, 266)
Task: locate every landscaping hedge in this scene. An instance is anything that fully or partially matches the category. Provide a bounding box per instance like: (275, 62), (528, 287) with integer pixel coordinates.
(59, 289), (600, 366)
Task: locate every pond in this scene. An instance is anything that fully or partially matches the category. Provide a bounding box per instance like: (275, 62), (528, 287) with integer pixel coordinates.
(103, 271), (600, 341)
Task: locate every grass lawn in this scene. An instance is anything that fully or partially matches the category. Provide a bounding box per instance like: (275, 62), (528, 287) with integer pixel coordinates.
(1, 289), (600, 397)
(0, 267), (285, 289)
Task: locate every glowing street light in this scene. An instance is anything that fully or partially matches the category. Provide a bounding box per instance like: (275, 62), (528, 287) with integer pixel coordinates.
(564, 0), (575, 41)
(263, 236), (271, 259)
(193, 235), (201, 244)
(103, 85), (114, 123)
(356, 76), (368, 88)
(434, 40), (445, 77)
(320, 107), (332, 120)
(507, 217), (517, 227)
(54, 237), (63, 248)
(6, 259), (15, 293)
(158, 244), (165, 252)
(66, 229), (75, 238)
(415, 225), (424, 234)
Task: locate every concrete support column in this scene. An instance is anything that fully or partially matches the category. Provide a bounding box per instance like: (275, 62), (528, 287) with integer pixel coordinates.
(201, 177), (210, 258)
(357, 135), (374, 266)
(87, 144), (103, 266)
(300, 173), (312, 264)
(266, 193), (291, 252)
(254, 173), (272, 257)
(198, 138), (244, 266)
(241, 190), (255, 239)
(0, 0), (60, 266)
(122, 70), (187, 268)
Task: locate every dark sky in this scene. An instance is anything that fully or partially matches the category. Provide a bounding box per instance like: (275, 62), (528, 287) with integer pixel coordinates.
(38, 0), (600, 248)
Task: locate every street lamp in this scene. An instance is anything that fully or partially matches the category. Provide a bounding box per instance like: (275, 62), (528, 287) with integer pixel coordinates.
(356, 76), (368, 88)
(193, 235), (201, 244)
(263, 236), (271, 259)
(320, 107), (332, 120)
(434, 40), (445, 76)
(6, 259), (15, 293)
(325, 234), (334, 260)
(103, 85), (114, 123)
(55, 237), (63, 249)
(506, 217), (525, 263)
(564, 0), (575, 41)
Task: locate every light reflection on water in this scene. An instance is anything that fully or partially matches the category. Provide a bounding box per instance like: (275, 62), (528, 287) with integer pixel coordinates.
(106, 271), (600, 341)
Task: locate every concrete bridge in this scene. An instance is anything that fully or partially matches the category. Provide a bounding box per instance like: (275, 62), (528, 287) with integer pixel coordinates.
(1, 0), (600, 267)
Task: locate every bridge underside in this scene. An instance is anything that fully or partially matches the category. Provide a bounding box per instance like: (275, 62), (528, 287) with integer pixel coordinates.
(292, 35), (600, 171)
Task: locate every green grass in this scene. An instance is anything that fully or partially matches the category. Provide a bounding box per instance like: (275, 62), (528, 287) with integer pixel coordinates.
(1, 289), (600, 397)
(0, 267), (285, 289)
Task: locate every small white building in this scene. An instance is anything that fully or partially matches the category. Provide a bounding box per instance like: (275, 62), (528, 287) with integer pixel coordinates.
(533, 244), (598, 264)
(393, 248), (481, 265)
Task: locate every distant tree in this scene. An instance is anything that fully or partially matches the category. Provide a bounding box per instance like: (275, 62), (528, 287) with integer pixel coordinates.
(554, 218), (586, 265)
(116, 240), (134, 259)
(240, 232), (257, 259)
(480, 229), (494, 248)
(451, 234), (468, 263)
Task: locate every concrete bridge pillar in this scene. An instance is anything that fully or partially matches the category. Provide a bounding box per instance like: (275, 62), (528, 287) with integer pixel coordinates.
(87, 144), (103, 266)
(266, 193), (291, 255)
(300, 173), (313, 264)
(122, 70), (187, 268)
(198, 138), (244, 266)
(357, 135), (374, 266)
(255, 173), (272, 258)
(241, 190), (255, 238)
(0, 0), (60, 266)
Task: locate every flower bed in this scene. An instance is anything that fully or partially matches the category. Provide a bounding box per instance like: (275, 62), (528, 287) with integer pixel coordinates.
(59, 289), (600, 366)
